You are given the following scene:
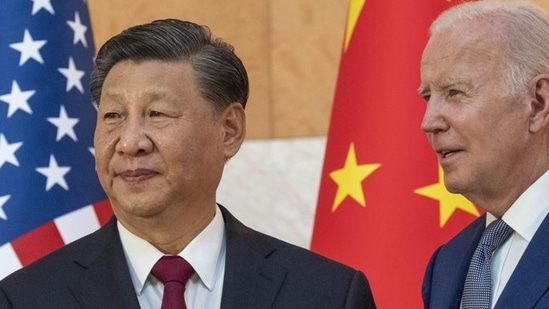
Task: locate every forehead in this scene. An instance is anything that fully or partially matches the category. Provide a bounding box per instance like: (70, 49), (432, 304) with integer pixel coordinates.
(101, 60), (198, 101)
(420, 25), (505, 87)
(105, 59), (194, 84)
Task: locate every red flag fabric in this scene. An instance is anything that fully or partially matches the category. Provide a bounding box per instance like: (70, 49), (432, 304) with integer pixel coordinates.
(310, 0), (480, 307)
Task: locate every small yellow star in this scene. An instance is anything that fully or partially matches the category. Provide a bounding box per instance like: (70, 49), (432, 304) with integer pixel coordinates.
(415, 166), (480, 227)
(329, 143), (380, 212)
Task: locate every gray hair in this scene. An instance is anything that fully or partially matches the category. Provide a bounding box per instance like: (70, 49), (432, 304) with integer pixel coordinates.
(430, 1), (549, 96)
(90, 19), (249, 112)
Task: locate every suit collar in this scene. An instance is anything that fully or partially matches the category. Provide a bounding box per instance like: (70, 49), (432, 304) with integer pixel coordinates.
(63, 206), (289, 309)
(218, 205), (288, 309)
(495, 212), (549, 308)
(425, 215), (486, 309)
(67, 217), (140, 308)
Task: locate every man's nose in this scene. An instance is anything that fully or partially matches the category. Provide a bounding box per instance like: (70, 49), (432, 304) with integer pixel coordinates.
(420, 99), (449, 134)
(115, 117), (154, 156)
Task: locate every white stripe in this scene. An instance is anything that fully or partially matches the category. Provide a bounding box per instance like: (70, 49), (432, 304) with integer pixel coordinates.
(0, 242), (23, 280)
(54, 205), (100, 244)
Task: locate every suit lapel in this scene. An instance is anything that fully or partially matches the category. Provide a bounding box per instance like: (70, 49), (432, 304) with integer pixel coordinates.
(67, 218), (140, 309)
(62, 207), (287, 309)
(495, 213), (549, 308)
(428, 215), (485, 308)
(219, 205), (287, 309)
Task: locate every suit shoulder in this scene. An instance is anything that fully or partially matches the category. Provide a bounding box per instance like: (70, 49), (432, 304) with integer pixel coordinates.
(266, 232), (356, 272)
(221, 205), (360, 275)
(230, 217), (364, 285)
(0, 218), (116, 288)
(247, 229), (376, 307)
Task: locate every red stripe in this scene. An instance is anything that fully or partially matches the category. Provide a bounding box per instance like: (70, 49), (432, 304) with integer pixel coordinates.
(11, 221), (64, 266)
(94, 199), (113, 225)
(10, 200), (112, 268)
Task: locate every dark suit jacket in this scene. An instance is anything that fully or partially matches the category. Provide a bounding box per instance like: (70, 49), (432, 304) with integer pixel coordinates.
(422, 213), (549, 309)
(0, 205), (376, 308)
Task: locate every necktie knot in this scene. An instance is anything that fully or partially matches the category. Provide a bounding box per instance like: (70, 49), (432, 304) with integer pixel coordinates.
(479, 219), (513, 260)
(152, 256), (194, 309)
(152, 255), (194, 285)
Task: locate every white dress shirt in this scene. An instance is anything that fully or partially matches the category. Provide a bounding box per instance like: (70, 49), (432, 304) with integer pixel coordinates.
(487, 169), (549, 308)
(118, 205), (226, 309)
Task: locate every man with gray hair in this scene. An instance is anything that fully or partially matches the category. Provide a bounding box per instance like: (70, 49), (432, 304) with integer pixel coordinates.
(419, 1), (549, 308)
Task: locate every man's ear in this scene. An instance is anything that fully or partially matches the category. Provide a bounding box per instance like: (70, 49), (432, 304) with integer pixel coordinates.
(222, 102), (246, 160)
(529, 74), (549, 133)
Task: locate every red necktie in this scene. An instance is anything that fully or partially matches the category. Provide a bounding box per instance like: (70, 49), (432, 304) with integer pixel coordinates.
(152, 256), (195, 309)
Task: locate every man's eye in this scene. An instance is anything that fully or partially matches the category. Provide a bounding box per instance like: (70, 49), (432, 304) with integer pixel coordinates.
(149, 111), (162, 117)
(422, 94), (431, 102)
(448, 89), (462, 97)
(104, 112), (119, 119)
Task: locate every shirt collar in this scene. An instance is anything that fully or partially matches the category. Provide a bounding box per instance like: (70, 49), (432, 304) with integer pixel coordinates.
(491, 169), (549, 242)
(181, 205), (225, 291)
(118, 205), (226, 294)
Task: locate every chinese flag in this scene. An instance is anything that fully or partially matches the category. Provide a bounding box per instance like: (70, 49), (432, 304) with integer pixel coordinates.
(310, 0), (480, 307)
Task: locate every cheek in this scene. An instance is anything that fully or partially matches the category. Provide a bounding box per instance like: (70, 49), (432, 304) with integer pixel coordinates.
(486, 107), (528, 145)
(169, 129), (225, 174)
(469, 120), (524, 169)
(94, 132), (115, 170)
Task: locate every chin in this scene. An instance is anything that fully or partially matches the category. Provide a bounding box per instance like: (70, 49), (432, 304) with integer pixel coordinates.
(114, 199), (165, 219)
(442, 177), (467, 195)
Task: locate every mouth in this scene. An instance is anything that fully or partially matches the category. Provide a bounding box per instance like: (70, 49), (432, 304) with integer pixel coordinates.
(437, 149), (461, 160)
(117, 169), (157, 183)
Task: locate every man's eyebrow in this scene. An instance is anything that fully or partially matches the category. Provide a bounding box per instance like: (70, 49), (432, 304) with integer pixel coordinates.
(417, 86), (429, 96)
(418, 77), (469, 93)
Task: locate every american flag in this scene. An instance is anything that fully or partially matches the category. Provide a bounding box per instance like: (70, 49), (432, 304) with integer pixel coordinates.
(0, 0), (112, 279)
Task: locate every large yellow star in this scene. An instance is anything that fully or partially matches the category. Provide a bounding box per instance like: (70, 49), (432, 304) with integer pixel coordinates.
(329, 143), (380, 212)
(414, 166), (480, 227)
